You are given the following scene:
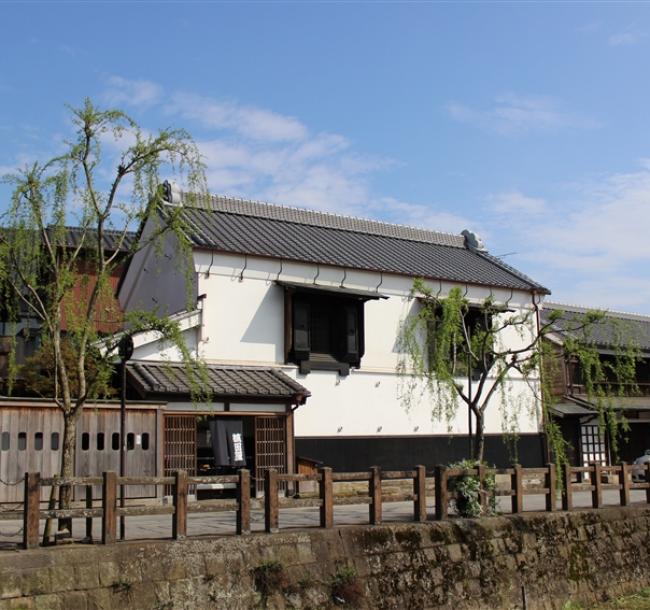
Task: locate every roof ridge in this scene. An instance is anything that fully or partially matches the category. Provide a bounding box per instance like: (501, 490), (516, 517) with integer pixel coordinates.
(544, 301), (650, 322)
(174, 192), (467, 248)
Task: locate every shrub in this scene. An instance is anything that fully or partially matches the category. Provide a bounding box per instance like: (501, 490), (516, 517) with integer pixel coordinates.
(330, 564), (364, 607)
(448, 459), (496, 518)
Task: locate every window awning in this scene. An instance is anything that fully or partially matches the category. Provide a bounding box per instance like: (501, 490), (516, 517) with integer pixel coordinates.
(277, 280), (388, 300)
(550, 402), (596, 418)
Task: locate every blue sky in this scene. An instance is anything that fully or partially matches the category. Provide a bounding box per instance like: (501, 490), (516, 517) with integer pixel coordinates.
(1, 2), (650, 312)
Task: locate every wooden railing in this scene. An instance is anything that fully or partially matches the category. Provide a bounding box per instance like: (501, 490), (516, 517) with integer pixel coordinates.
(14, 462), (650, 550)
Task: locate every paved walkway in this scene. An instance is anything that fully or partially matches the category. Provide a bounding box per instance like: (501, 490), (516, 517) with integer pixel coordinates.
(1, 489), (648, 550)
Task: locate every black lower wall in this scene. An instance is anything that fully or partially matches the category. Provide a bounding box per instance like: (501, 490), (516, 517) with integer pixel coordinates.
(296, 433), (546, 471)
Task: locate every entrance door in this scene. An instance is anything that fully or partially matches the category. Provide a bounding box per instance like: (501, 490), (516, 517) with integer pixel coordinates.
(163, 415), (196, 494)
(255, 415), (287, 495)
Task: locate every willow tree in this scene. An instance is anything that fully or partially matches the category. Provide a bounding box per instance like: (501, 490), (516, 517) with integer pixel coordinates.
(0, 99), (206, 515)
(397, 279), (640, 465)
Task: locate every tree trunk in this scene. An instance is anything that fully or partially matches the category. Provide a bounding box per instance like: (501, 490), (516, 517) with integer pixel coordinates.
(57, 411), (78, 533)
(473, 412), (485, 463)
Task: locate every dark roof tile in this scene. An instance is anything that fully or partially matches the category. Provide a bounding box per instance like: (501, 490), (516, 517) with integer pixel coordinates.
(542, 302), (650, 354)
(127, 360), (310, 401)
(164, 196), (549, 293)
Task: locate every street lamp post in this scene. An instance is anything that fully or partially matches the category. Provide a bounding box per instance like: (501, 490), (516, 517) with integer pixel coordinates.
(118, 335), (134, 541)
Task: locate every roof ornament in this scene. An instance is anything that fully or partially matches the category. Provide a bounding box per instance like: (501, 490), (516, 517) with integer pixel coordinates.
(435, 280), (443, 300)
(313, 264), (320, 285)
(375, 271), (384, 293)
(340, 268), (347, 289)
(162, 180), (183, 206)
(461, 229), (487, 252)
(505, 288), (514, 308)
(276, 259), (284, 282)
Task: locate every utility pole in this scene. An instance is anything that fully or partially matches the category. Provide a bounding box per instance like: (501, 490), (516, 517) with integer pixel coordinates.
(118, 335), (134, 540)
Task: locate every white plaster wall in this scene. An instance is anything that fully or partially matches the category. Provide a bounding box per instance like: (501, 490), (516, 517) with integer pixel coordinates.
(132, 327), (199, 361)
(283, 368), (539, 437)
(191, 252), (542, 438)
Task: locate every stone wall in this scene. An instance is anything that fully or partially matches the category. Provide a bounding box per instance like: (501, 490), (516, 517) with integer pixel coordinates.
(2, 506), (650, 610)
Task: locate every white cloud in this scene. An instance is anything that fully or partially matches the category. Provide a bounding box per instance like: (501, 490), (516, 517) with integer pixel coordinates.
(470, 161), (650, 311)
(96, 77), (473, 235)
(104, 76), (162, 108)
(167, 92), (308, 142)
(608, 30), (646, 47)
(368, 197), (473, 234)
(489, 190), (546, 215)
(446, 94), (599, 135)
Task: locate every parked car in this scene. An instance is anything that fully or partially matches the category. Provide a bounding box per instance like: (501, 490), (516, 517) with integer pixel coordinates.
(633, 450), (650, 481)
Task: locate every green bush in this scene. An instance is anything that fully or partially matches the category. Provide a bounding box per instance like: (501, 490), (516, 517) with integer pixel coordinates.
(448, 459), (496, 518)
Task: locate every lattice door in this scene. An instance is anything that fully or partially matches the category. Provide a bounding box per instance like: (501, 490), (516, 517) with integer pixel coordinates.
(255, 416), (287, 495)
(580, 424), (608, 467)
(164, 415), (196, 494)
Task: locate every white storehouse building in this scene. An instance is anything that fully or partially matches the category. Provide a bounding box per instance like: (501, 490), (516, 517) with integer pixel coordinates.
(117, 184), (550, 492)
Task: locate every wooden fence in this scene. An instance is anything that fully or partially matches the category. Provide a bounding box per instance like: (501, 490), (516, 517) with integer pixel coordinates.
(13, 462), (650, 550)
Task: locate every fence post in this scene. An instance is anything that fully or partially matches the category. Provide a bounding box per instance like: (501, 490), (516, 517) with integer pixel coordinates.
(102, 471), (117, 544)
(319, 467), (333, 528)
(434, 465), (448, 520)
(369, 466), (382, 525)
(265, 469), (279, 533)
(236, 469), (251, 535)
(546, 463), (557, 512)
(512, 465), (523, 514)
(592, 463), (603, 509)
(562, 463), (573, 511)
(619, 462), (630, 507)
(84, 484), (93, 542)
(646, 463), (650, 504)
(172, 470), (188, 540)
(23, 472), (40, 550)
(414, 465), (427, 523)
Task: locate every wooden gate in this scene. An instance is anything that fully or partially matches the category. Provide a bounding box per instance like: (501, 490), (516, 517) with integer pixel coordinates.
(163, 415), (196, 494)
(255, 415), (287, 495)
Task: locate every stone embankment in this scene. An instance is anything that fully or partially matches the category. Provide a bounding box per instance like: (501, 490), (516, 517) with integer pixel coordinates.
(1, 506), (649, 609)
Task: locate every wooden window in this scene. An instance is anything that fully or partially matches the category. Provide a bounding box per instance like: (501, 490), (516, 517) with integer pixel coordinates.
(97, 432), (105, 451)
(18, 432), (26, 451)
(34, 432), (43, 451)
(127, 433), (135, 451)
(50, 432), (59, 451)
(1, 432), (9, 451)
(286, 292), (364, 375)
(81, 433), (90, 451)
(112, 432), (120, 451)
(141, 432), (150, 451)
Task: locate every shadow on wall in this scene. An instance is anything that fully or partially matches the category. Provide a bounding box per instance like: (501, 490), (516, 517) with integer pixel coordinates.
(240, 284), (284, 362)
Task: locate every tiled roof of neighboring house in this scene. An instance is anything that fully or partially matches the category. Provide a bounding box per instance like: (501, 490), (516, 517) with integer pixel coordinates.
(541, 302), (650, 354)
(52, 226), (137, 252)
(127, 360), (311, 402)
(162, 194), (549, 293)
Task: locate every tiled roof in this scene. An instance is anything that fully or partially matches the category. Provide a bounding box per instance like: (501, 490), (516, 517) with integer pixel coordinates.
(50, 226), (136, 252)
(127, 360), (311, 402)
(163, 195), (548, 293)
(196, 195), (466, 247)
(541, 302), (650, 354)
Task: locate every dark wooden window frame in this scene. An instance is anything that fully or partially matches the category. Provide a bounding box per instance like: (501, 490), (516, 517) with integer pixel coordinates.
(283, 284), (382, 376)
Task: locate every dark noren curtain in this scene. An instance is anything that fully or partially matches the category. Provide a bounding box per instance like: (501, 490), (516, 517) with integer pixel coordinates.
(208, 418), (246, 467)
